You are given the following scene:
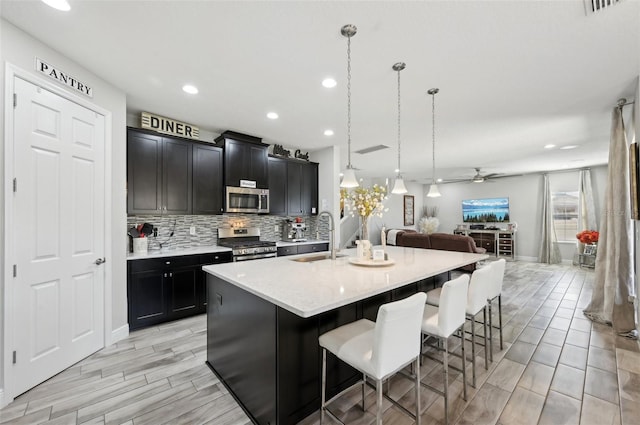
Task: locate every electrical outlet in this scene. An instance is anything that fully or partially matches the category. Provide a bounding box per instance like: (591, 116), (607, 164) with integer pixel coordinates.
(189, 226), (196, 236)
(274, 225), (279, 232)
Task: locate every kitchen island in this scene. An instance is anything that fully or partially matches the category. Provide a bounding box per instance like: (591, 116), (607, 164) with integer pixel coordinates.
(204, 246), (487, 425)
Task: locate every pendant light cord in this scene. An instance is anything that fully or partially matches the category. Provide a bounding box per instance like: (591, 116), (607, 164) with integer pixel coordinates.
(397, 68), (401, 176)
(346, 33), (352, 169)
(431, 91), (436, 184)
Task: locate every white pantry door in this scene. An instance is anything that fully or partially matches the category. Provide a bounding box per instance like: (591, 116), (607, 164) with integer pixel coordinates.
(11, 77), (105, 396)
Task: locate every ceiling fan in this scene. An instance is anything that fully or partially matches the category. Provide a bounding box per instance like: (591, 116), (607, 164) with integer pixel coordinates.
(441, 168), (504, 184)
(470, 168), (502, 183)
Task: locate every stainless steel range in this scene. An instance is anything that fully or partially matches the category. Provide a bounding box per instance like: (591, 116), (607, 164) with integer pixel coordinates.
(217, 227), (277, 261)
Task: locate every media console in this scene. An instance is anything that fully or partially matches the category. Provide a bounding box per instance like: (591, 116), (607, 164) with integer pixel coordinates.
(454, 228), (516, 259)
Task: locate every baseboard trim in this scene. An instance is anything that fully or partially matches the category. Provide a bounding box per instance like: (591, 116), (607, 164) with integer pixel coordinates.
(109, 324), (129, 345)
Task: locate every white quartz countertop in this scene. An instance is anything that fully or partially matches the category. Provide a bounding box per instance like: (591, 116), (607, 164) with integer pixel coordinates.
(127, 245), (232, 261)
(203, 246), (488, 318)
(276, 239), (329, 247)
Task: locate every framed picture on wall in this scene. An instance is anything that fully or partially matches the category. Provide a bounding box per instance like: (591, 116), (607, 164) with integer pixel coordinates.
(404, 195), (414, 226)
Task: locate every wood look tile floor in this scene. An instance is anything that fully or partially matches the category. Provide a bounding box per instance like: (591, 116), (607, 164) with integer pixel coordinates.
(1, 260), (638, 425)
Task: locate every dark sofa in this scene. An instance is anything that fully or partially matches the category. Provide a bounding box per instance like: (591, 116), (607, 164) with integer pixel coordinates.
(389, 229), (486, 271)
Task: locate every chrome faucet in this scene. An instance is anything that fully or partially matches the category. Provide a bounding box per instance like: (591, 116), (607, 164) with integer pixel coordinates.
(318, 210), (336, 260)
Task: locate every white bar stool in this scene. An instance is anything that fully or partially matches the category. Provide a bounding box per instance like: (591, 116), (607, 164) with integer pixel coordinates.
(420, 274), (469, 425)
(425, 265), (492, 387)
(487, 259), (506, 362)
(319, 292), (427, 425)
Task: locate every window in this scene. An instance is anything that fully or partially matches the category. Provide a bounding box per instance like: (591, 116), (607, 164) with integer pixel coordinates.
(552, 191), (579, 242)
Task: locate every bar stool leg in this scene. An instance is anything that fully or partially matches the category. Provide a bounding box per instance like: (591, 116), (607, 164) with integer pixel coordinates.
(461, 327), (467, 401)
(498, 294), (504, 350)
(321, 348), (327, 425)
(443, 337), (449, 425)
(376, 379), (383, 425)
(415, 357), (421, 425)
(488, 300), (494, 363)
(470, 315), (476, 388)
(460, 323), (467, 401)
(362, 373), (366, 411)
(483, 306), (489, 370)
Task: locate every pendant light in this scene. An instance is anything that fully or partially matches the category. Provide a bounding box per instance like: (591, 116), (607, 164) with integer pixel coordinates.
(391, 62), (408, 194)
(427, 88), (441, 198)
(340, 24), (359, 188)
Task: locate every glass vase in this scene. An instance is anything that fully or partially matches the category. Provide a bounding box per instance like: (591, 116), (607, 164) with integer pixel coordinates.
(361, 217), (369, 241)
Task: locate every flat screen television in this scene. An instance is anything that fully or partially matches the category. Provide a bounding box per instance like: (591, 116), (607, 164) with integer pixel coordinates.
(462, 197), (510, 223)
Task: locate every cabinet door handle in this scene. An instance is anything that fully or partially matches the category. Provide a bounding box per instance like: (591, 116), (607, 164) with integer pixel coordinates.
(166, 261), (171, 265)
(164, 273), (168, 278)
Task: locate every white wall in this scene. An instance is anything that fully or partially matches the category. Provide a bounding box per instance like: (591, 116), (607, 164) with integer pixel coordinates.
(363, 179), (423, 245)
(1, 19), (128, 404)
(312, 146), (341, 246)
(410, 166), (607, 262)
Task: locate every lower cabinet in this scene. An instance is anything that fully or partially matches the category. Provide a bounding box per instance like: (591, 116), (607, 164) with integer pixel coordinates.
(128, 252), (232, 330)
(277, 242), (329, 257)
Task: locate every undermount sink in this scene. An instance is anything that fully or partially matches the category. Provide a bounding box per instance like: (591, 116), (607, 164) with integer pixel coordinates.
(290, 253), (346, 263)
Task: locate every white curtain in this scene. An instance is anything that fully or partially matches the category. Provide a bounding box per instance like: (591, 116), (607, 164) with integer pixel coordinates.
(539, 174), (561, 264)
(584, 106), (637, 338)
(578, 170), (597, 231)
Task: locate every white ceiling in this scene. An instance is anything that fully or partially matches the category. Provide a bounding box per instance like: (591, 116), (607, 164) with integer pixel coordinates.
(2, 0), (638, 184)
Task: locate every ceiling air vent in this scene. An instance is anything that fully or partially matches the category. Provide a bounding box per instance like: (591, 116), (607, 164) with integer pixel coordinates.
(354, 145), (390, 154)
(587, 0), (622, 13)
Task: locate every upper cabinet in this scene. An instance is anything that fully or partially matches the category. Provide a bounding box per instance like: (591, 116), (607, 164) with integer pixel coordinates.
(192, 144), (224, 214)
(215, 131), (269, 189)
(127, 128), (223, 215)
(268, 156), (318, 216)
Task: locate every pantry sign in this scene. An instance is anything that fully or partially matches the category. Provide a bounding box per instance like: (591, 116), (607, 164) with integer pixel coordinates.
(141, 112), (200, 140)
(36, 58), (93, 97)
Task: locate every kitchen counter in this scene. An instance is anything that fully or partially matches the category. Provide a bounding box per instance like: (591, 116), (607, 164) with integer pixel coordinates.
(127, 245), (232, 261)
(275, 239), (329, 247)
(204, 245), (487, 318)
(205, 245), (488, 425)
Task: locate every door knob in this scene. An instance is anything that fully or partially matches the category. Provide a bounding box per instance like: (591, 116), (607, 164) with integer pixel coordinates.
(95, 258), (106, 265)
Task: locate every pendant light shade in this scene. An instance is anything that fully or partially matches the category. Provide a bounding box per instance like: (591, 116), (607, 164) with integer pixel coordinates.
(339, 24), (359, 188)
(391, 62), (407, 195)
(341, 168), (359, 188)
(392, 178), (408, 194)
(427, 88), (441, 198)
(427, 184), (441, 197)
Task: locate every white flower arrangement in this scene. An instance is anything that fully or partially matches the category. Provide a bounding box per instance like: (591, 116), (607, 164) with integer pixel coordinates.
(419, 205), (440, 234)
(341, 184), (388, 219)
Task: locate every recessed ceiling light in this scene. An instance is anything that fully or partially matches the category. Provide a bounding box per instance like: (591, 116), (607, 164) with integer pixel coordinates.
(182, 85), (198, 94)
(544, 144), (556, 149)
(324, 129), (334, 136)
(267, 112), (279, 120)
(322, 78), (337, 88)
(560, 145), (578, 150)
(41, 0), (70, 11)
(394, 168), (400, 173)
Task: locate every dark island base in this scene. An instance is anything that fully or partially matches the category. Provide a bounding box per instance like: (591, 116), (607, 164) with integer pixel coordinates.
(206, 272), (449, 425)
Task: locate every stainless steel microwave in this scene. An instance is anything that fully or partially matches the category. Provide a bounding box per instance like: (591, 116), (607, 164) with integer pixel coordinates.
(225, 186), (269, 213)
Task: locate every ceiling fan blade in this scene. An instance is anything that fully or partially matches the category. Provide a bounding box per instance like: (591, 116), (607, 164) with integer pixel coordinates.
(483, 173), (502, 179)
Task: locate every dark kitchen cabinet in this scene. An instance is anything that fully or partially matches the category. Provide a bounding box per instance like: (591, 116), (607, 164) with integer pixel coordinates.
(268, 157), (287, 215)
(192, 144), (224, 214)
(127, 128), (192, 215)
(127, 251), (232, 330)
(215, 131), (269, 189)
(268, 156), (319, 216)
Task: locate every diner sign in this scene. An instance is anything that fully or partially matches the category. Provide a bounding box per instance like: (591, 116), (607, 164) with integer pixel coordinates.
(36, 58), (93, 97)
(141, 112), (200, 139)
